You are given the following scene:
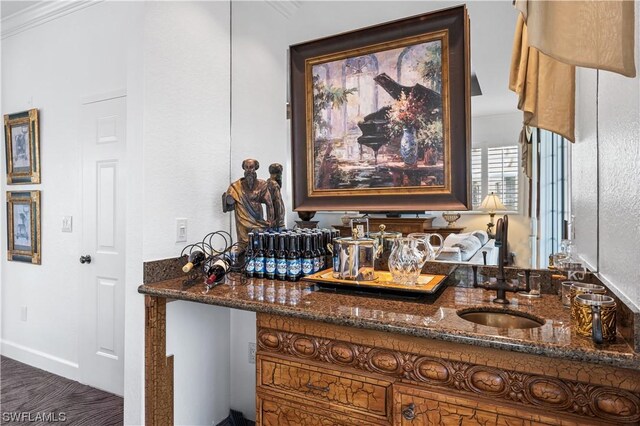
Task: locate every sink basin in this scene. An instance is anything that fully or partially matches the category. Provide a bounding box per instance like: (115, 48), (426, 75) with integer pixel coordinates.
(458, 309), (544, 329)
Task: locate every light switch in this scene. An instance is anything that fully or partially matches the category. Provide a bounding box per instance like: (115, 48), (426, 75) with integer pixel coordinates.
(176, 218), (187, 243)
(62, 216), (73, 233)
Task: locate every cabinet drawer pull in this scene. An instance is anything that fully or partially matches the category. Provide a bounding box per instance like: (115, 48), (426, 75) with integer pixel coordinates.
(305, 382), (329, 392)
(402, 403), (416, 420)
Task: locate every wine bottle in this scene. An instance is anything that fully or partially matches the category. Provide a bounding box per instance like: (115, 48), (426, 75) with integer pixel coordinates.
(320, 230), (330, 269)
(205, 258), (229, 285)
(183, 250), (206, 273)
(314, 232), (323, 272)
(254, 233), (265, 279)
(287, 234), (301, 282)
(244, 232), (255, 278)
(265, 233), (276, 280)
(302, 234), (313, 276)
(275, 234), (287, 281)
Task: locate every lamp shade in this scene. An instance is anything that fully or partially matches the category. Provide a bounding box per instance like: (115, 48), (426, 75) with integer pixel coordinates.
(479, 192), (505, 212)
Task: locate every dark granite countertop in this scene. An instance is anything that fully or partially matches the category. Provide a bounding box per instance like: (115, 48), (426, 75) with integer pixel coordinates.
(138, 273), (640, 370)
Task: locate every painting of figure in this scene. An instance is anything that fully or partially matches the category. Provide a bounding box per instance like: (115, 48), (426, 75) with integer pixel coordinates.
(4, 108), (40, 184)
(13, 203), (31, 250)
(310, 36), (447, 192)
(11, 124), (30, 170)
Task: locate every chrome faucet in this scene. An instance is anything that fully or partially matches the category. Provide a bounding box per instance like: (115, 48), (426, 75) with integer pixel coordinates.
(472, 215), (528, 304)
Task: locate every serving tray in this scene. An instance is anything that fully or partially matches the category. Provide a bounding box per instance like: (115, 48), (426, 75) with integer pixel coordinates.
(302, 268), (448, 294)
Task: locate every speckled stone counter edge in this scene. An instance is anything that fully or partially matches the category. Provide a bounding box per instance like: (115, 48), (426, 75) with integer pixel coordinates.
(137, 282), (639, 370)
(143, 257), (639, 356)
(144, 257), (187, 284)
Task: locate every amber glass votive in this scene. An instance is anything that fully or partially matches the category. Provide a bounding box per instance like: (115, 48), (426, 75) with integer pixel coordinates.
(570, 282), (606, 320)
(574, 294), (617, 342)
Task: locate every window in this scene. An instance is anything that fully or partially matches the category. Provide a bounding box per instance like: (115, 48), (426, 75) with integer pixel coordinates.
(472, 145), (519, 211)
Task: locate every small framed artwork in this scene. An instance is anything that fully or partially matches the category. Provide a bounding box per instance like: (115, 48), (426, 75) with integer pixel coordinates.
(4, 108), (41, 184)
(7, 190), (41, 264)
(290, 6), (471, 211)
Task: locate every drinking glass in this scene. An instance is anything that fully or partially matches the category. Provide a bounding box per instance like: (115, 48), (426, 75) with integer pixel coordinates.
(517, 272), (541, 298)
(561, 281), (573, 307)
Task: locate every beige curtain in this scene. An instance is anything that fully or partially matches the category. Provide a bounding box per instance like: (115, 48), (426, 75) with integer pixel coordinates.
(515, 0), (636, 78)
(510, 14), (576, 142)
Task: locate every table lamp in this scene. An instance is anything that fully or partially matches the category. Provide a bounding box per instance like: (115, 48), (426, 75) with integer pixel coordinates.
(479, 192), (505, 238)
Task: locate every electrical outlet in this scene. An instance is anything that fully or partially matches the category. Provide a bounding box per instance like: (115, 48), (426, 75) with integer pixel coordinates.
(20, 306), (27, 322)
(176, 218), (187, 243)
(248, 342), (256, 364)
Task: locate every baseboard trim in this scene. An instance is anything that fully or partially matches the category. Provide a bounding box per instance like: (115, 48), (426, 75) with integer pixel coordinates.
(1, 339), (79, 381)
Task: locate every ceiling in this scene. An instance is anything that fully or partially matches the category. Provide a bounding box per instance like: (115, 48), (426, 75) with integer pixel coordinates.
(0, 1), (37, 20)
(464, 2), (520, 117)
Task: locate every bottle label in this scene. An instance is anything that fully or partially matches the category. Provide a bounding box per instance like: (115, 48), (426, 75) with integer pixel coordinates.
(276, 258), (287, 275)
(254, 256), (265, 273)
(265, 257), (276, 273)
(246, 258), (255, 273)
(313, 257), (320, 273)
(302, 258), (313, 275)
(213, 259), (229, 271)
(288, 259), (301, 277)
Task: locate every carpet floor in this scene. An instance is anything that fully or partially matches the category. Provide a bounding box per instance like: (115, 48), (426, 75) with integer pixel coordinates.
(1, 356), (123, 425)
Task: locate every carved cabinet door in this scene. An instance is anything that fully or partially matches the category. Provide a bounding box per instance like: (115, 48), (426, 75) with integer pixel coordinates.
(393, 384), (582, 426)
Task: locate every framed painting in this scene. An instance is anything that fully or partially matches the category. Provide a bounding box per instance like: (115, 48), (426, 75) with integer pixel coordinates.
(7, 190), (41, 264)
(4, 108), (40, 184)
(290, 6), (471, 211)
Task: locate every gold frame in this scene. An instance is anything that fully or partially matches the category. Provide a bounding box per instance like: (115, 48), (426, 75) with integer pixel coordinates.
(304, 31), (452, 198)
(4, 108), (40, 184)
(7, 190), (41, 264)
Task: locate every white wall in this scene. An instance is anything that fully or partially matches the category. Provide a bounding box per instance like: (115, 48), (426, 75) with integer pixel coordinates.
(573, 68), (599, 271)
(2, 2), (233, 425)
(140, 2), (232, 425)
(573, 4), (640, 308)
(1, 0), (141, 381)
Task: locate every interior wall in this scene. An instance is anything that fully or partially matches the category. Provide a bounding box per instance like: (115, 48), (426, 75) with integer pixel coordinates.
(573, 5), (640, 308)
(573, 68), (599, 271)
(0, 1), (140, 380)
(140, 2), (232, 424)
(2, 2), (233, 424)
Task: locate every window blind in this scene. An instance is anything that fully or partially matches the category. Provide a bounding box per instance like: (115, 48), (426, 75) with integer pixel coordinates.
(487, 146), (519, 210)
(471, 148), (483, 208)
(471, 145), (519, 211)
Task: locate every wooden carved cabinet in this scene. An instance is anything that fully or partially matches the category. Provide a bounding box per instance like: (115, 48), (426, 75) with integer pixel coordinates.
(256, 313), (640, 425)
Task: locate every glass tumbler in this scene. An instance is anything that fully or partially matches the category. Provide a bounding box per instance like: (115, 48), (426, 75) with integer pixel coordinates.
(517, 272), (541, 298)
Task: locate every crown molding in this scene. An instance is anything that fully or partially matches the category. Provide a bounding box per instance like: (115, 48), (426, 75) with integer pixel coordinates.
(2, 1), (103, 40)
(265, 0), (301, 20)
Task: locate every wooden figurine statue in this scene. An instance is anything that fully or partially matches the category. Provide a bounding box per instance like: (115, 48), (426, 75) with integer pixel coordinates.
(222, 159), (275, 247)
(267, 163), (285, 229)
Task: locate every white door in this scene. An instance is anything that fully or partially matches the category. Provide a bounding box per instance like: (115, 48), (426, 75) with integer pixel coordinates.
(79, 95), (126, 396)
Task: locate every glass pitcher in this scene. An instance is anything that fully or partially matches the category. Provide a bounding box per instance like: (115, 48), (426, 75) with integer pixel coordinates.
(388, 233), (443, 285)
(407, 232), (444, 261)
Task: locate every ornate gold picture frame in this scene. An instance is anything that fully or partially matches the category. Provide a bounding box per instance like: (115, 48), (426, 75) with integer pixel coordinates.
(4, 109), (40, 184)
(7, 190), (41, 264)
(290, 6), (470, 211)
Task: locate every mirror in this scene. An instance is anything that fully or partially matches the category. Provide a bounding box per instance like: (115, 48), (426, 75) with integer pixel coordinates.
(229, 1), (596, 271)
